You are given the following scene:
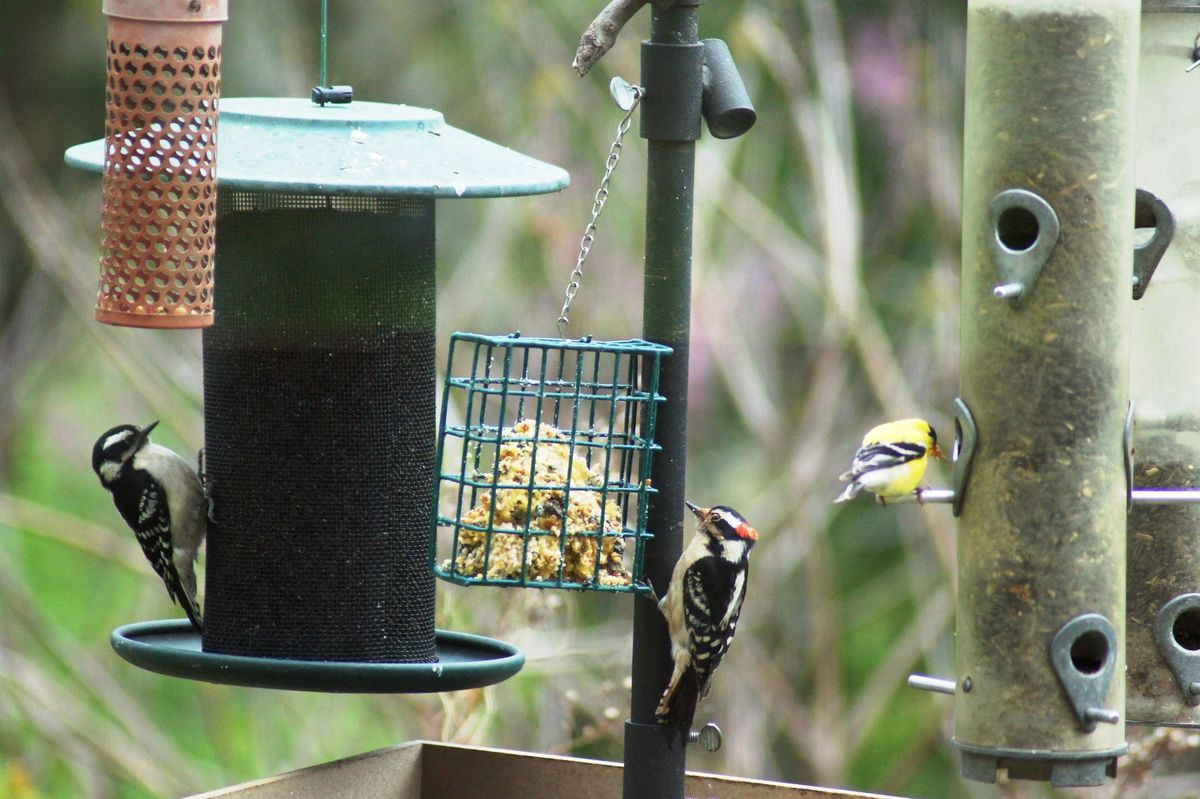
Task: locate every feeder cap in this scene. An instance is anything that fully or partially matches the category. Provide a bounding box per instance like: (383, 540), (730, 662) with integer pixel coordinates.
(103, 0), (229, 22)
(65, 97), (570, 198)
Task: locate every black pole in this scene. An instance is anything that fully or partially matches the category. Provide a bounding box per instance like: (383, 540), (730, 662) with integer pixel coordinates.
(624, 4), (703, 798)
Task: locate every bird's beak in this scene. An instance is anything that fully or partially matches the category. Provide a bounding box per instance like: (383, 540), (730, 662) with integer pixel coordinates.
(685, 500), (705, 519)
(135, 420), (160, 449)
(931, 442), (947, 460)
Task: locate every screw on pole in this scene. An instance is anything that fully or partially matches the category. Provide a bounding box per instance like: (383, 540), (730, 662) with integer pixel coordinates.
(688, 722), (723, 752)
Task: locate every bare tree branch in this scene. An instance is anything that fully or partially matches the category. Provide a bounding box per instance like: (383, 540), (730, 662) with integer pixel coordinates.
(573, 0), (647, 77)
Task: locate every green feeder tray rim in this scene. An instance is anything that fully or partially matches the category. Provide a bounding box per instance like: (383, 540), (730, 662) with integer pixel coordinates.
(111, 620), (524, 693)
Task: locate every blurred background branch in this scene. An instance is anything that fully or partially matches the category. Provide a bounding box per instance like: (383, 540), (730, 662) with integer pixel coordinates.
(573, 0), (647, 76)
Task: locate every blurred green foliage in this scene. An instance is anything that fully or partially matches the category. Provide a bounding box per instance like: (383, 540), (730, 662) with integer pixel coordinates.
(0, 1), (1125, 798)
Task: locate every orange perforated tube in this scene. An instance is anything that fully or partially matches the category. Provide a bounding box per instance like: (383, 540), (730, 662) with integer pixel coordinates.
(99, 0), (227, 328)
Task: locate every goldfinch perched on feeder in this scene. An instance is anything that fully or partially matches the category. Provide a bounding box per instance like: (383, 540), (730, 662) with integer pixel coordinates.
(834, 418), (946, 506)
(654, 501), (758, 736)
(92, 421), (206, 632)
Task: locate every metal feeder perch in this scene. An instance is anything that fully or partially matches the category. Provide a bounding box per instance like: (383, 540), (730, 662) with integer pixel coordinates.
(99, 0), (224, 328)
(432, 333), (668, 593)
(1127, 0), (1200, 727)
(955, 0), (1137, 785)
(66, 96), (568, 691)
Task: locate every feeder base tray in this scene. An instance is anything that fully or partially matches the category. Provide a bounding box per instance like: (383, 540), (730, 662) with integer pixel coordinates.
(111, 620), (523, 693)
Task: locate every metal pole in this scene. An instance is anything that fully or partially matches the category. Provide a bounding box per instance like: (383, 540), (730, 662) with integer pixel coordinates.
(624, 3), (703, 798)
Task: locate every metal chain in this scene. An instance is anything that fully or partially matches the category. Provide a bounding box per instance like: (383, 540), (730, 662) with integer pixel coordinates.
(557, 82), (644, 337)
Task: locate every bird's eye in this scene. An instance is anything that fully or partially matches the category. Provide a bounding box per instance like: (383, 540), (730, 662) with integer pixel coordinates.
(712, 509), (736, 528)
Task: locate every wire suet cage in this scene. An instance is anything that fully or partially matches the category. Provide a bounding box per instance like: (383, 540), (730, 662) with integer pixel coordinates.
(433, 333), (669, 594)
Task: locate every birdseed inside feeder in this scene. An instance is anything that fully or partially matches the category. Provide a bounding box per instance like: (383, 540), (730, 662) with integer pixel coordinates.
(433, 333), (669, 593)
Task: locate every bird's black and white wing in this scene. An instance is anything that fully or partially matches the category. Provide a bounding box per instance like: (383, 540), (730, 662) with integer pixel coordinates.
(682, 556), (747, 696)
(839, 440), (927, 481)
(112, 471), (203, 629)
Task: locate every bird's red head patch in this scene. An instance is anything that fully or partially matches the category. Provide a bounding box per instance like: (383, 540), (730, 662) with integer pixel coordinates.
(736, 521), (759, 542)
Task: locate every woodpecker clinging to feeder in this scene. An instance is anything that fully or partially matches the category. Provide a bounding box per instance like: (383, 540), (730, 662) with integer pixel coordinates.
(834, 418), (945, 506)
(653, 501), (758, 735)
(93, 421), (206, 631)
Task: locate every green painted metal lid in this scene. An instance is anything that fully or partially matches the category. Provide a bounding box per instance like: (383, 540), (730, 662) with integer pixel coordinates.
(65, 97), (570, 197)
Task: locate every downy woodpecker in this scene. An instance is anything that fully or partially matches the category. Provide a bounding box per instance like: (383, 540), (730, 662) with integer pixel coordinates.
(93, 421), (206, 631)
(655, 501), (758, 734)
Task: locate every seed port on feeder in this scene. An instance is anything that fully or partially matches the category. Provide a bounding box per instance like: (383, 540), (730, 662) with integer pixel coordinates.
(988, 188), (1060, 306)
(1132, 188), (1175, 300)
(1049, 614), (1122, 735)
(1150, 594), (1200, 709)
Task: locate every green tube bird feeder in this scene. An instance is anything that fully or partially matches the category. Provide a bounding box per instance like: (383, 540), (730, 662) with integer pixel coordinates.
(956, 0), (1138, 785)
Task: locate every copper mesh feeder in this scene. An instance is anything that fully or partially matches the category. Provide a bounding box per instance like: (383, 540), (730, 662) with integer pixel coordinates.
(99, 0), (226, 328)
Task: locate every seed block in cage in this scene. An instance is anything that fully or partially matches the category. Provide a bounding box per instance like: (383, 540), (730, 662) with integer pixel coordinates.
(433, 334), (670, 593)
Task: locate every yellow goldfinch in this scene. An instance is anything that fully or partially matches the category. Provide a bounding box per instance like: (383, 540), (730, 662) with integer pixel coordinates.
(834, 418), (945, 505)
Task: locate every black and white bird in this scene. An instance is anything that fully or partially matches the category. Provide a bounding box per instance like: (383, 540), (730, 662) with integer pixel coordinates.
(654, 501), (758, 735)
(92, 421), (206, 631)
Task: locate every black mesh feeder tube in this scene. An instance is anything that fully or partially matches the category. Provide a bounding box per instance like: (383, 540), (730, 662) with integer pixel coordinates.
(67, 97), (567, 690)
(956, 0), (1138, 785)
(202, 191), (438, 662)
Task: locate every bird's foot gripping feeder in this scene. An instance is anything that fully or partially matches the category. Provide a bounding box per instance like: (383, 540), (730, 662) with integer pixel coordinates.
(433, 333), (669, 593)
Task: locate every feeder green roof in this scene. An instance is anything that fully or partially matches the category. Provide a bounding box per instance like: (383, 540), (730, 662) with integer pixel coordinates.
(64, 97), (569, 197)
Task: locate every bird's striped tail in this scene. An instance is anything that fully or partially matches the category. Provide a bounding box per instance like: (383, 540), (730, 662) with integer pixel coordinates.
(834, 481), (863, 504)
(656, 664), (701, 735)
(171, 572), (204, 633)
